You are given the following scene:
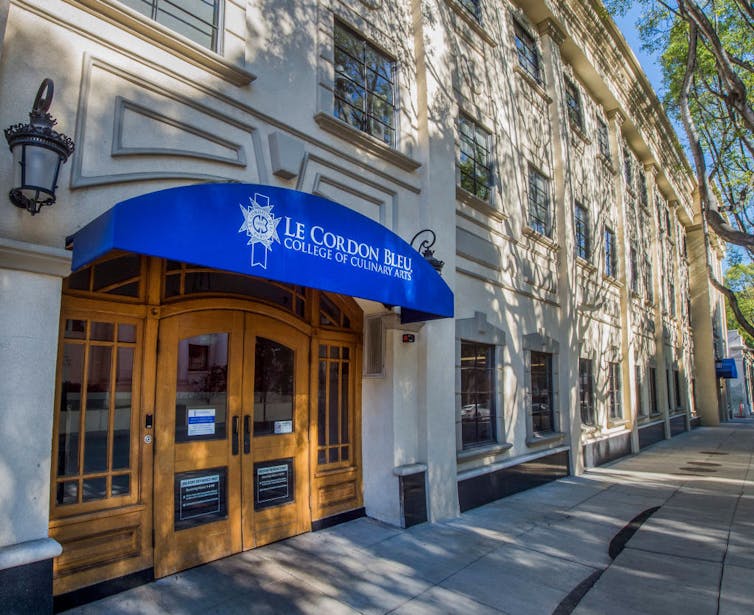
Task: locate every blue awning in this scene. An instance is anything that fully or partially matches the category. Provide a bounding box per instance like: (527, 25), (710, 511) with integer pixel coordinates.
(716, 358), (738, 379)
(67, 183), (453, 323)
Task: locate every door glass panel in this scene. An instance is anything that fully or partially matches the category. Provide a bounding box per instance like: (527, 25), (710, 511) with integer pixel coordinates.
(111, 474), (130, 497)
(82, 477), (107, 502)
(84, 346), (112, 473)
(58, 343), (83, 476)
(174, 467), (228, 531)
(90, 321), (114, 342)
(175, 333), (228, 442)
(56, 481), (78, 505)
(113, 347), (133, 469)
(253, 337), (294, 435)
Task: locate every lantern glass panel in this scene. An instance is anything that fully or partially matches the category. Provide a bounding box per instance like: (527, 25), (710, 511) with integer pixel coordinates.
(18, 144), (60, 199)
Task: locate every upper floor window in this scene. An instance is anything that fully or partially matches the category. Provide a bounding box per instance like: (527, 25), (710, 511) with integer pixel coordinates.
(623, 145), (633, 190)
(460, 341), (496, 448)
(457, 0), (482, 22)
(458, 115), (492, 200)
(528, 167), (551, 238)
(513, 21), (542, 84)
(119, 0), (222, 50)
(334, 22), (396, 147)
(649, 366), (659, 414)
(597, 118), (610, 159)
(629, 244), (639, 294)
(636, 365), (647, 417)
(645, 256), (654, 303)
(674, 369), (683, 409)
(604, 226), (617, 278)
(639, 169), (649, 208)
(608, 362), (622, 420)
(574, 201), (590, 261)
(565, 79), (584, 130)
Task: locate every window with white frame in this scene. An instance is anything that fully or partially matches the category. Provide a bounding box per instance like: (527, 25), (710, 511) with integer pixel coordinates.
(608, 361), (622, 420)
(528, 167), (551, 237)
(458, 115), (492, 200)
(119, 0), (222, 50)
(513, 21), (542, 84)
(333, 21), (396, 146)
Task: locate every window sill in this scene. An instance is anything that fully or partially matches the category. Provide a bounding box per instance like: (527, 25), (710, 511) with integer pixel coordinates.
(598, 153), (615, 174)
(446, 0), (497, 47)
(576, 257), (596, 273)
(514, 66), (551, 103)
(72, 0), (256, 85)
(570, 122), (591, 145)
(607, 419), (629, 430)
(314, 113), (422, 172)
(602, 274), (622, 289)
(526, 431), (566, 447)
(523, 226), (558, 251)
(456, 186), (505, 221)
(457, 442), (513, 463)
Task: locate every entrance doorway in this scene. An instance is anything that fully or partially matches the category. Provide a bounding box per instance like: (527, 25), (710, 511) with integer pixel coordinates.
(154, 310), (310, 577)
(49, 255), (364, 594)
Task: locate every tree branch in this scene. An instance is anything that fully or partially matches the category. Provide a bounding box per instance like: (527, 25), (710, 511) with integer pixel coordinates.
(709, 267), (754, 339)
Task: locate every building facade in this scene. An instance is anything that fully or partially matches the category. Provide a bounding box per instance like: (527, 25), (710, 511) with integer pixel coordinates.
(0, 0), (724, 611)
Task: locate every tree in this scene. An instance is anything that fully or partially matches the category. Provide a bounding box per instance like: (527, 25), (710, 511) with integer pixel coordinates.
(724, 258), (754, 345)
(606, 0), (754, 336)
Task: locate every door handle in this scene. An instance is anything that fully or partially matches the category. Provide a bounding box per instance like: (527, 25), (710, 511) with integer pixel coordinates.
(243, 415), (251, 454)
(232, 416), (240, 456)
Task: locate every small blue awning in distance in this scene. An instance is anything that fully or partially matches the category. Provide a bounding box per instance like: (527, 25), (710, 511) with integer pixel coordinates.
(67, 183), (454, 324)
(716, 358), (738, 379)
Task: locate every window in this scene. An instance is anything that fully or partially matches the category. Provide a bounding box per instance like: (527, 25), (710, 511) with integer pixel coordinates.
(317, 343), (353, 465)
(565, 79), (584, 130)
(528, 167), (551, 237)
(674, 369), (682, 410)
(579, 358), (595, 425)
(54, 318), (138, 507)
(458, 115), (492, 200)
(639, 169), (649, 208)
(333, 22), (396, 146)
(460, 342), (496, 448)
(574, 201), (590, 261)
(668, 272), (676, 316)
(649, 366), (658, 414)
(608, 362), (622, 420)
(513, 21), (541, 84)
(645, 256), (654, 303)
(604, 227), (617, 278)
(119, 0), (222, 50)
(457, 0), (481, 21)
(629, 244), (639, 294)
(623, 145), (633, 190)
(530, 351), (554, 433)
(597, 118), (610, 159)
(636, 365), (647, 417)
(666, 368), (673, 412)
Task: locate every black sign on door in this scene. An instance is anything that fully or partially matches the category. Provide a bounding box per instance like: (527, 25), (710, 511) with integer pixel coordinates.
(254, 459), (294, 510)
(174, 467), (228, 530)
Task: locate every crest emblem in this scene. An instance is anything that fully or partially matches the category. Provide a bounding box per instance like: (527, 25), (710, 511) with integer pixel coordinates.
(238, 193), (281, 269)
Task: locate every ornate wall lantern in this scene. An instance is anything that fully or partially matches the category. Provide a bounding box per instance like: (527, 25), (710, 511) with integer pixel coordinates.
(4, 79), (75, 215)
(410, 229), (445, 274)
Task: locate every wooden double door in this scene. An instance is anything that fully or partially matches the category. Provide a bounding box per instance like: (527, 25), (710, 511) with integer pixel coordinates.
(154, 309), (310, 577)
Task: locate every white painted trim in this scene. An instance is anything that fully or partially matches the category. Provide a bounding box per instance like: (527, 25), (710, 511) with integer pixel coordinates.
(0, 237), (72, 278)
(457, 445), (570, 481)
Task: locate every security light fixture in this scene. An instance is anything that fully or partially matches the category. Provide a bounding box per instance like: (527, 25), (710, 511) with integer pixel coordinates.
(410, 229), (445, 274)
(5, 79), (75, 215)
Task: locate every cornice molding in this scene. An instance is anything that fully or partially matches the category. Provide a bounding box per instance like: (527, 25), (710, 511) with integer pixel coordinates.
(537, 18), (566, 46)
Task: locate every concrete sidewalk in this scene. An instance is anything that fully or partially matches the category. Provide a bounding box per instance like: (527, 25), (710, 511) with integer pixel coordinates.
(62, 422), (754, 615)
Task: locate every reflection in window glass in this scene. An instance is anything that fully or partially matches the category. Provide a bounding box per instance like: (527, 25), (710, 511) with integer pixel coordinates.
(460, 341), (495, 449)
(84, 346), (112, 473)
(119, 0), (221, 51)
(530, 351), (554, 433)
(318, 343), (351, 465)
(254, 338), (294, 435)
(175, 333), (228, 442)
